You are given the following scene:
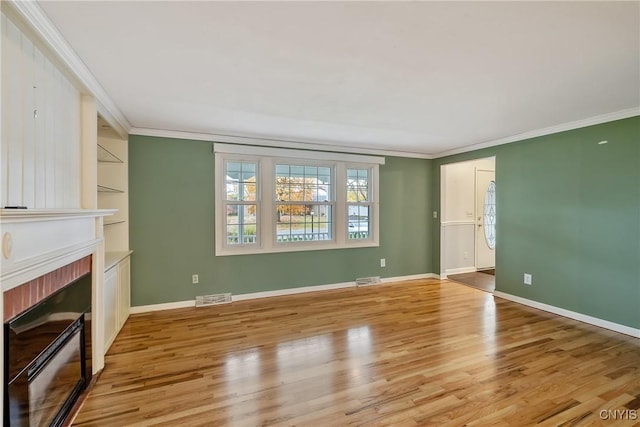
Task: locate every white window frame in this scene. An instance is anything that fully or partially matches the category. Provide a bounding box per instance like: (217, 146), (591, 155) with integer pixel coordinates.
(273, 159), (336, 245)
(214, 144), (384, 256)
(220, 156), (261, 248)
(346, 164), (377, 242)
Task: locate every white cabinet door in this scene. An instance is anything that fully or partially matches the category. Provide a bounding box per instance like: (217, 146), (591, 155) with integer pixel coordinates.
(103, 266), (118, 351)
(118, 256), (131, 328)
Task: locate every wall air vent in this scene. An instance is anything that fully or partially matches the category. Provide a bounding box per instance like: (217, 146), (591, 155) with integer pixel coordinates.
(195, 293), (232, 307)
(356, 276), (381, 286)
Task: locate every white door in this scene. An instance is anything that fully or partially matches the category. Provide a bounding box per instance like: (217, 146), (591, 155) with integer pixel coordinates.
(476, 170), (496, 270)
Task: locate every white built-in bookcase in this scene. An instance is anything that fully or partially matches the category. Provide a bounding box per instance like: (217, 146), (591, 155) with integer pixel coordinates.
(1, 4), (130, 358)
(97, 116), (131, 351)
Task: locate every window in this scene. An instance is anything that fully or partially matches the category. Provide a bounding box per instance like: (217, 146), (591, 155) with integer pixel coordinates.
(223, 161), (258, 246)
(215, 144), (383, 256)
(275, 164), (333, 243)
(347, 168), (371, 240)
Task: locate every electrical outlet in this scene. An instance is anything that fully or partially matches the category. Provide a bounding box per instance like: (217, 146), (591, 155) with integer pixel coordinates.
(463, 251), (468, 259)
(432, 211), (438, 219)
(380, 258), (386, 268)
(524, 273), (532, 285)
(192, 274), (199, 284)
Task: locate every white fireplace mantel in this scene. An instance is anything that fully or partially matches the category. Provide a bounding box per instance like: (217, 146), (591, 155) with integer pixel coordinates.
(0, 208), (116, 291)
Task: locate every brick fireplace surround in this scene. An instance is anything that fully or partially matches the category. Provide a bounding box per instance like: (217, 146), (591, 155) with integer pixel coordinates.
(3, 255), (92, 321)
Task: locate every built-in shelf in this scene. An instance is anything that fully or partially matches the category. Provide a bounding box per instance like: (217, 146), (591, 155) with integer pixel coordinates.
(97, 184), (124, 193)
(97, 144), (123, 163)
(98, 117), (131, 356)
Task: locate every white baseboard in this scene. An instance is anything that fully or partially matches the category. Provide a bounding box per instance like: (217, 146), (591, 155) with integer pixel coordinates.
(130, 273), (439, 313)
(382, 273), (440, 283)
(232, 281), (355, 301)
(446, 267), (476, 276)
(493, 291), (640, 338)
(130, 300), (195, 314)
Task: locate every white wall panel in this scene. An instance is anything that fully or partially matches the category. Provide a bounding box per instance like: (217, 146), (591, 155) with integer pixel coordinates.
(1, 13), (8, 207)
(54, 67), (65, 208)
(444, 223), (476, 272)
(33, 48), (46, 207)
(443, 162), (475, 223)
(4, 17), (23, 207)
(21, 33), (35, 209)
(44, 58), (56, 207)
(1, 11), (81, 209)
(66, 78), (81, 206)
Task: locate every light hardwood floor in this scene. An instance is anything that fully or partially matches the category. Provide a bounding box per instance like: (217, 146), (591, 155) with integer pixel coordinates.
(447, 272), (495, 294)
(73, 279), (640, 426)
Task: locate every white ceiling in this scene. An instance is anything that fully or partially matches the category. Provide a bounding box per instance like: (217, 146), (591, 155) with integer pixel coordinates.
(39, 1), (639, 156)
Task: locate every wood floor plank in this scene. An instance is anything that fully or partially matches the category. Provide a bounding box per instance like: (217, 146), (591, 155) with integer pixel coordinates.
(72, 279), (640, 426)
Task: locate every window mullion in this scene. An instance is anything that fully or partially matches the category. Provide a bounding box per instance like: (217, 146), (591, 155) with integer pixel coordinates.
(371, 164), (380, 244)
(215, 153), (225, 255)
(335, 164), (346, 246)
(261, 157), (273, 251)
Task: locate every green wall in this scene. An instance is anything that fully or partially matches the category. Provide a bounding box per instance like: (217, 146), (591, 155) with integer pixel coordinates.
(129, 116), (639, 330)
(433, 116), (640, 329)
(128, 135), (433, 306)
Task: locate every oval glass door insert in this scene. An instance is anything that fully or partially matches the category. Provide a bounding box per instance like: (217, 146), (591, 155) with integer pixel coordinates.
(484, 181), (496, 249)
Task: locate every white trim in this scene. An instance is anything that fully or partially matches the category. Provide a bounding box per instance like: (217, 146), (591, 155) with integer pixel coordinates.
(1, 239), (101, 292)
(214, 152), (381, 256)
(434, 108), (640, 158)
(129, 300), (196, 314)
(232, 281), (355, 301)
(5, 0), (131, 139)
(217, 240), (381, 257)
(0, 210), (114, 290)
(439, 165), (446, 278)
(214, 143), (385, 165)
(494, 291), (640, 338)
(382, 273), (439, 283)
(130, 110), (638, 160)
(129, 273), (438, 313)
(0, 208), (116, 222)
(131, 127), (432, 159)
(446, 267), (477, 275)
(441, 221), (475, 226)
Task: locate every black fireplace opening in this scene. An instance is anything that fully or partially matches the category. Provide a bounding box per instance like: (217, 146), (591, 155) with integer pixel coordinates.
(4, 273), (92, 427)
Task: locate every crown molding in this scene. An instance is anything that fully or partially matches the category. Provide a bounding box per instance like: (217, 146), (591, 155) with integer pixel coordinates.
(5, 0), (636, 157)
(129, 127), (434, 159)
(6, 0), (131, 139)
(434, 108), (640, 159)
(131, 106), (638, 161)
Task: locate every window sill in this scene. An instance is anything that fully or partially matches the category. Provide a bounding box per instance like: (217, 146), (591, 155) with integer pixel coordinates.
(215, 240), (379, 256)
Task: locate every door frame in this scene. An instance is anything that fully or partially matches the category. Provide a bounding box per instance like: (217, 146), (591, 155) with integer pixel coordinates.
(474, 168), (496, 270)
(439, 156), (496, 279)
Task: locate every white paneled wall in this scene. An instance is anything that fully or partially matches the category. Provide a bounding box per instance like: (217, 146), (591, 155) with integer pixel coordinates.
(1, 12), (81, 209)
(444, 224), (476, 274)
